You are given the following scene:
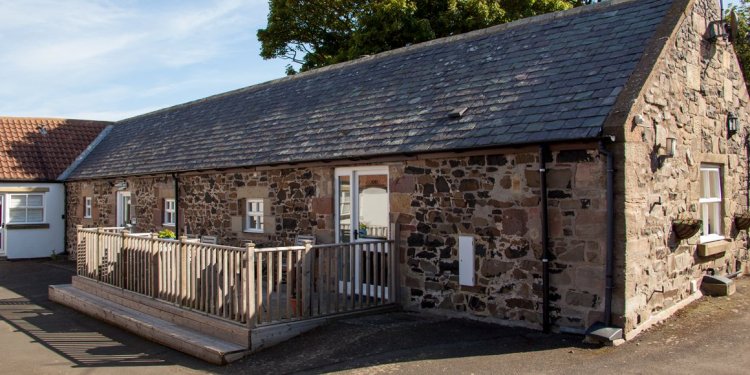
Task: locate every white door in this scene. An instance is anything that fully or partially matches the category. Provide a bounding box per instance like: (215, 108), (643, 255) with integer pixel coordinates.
(0, 195), (5, 256)
(335, 167), (390, 298)
(116, 192), (132, 227)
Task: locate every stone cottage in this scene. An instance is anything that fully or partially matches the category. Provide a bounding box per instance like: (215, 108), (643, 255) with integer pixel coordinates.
(63, 0), (749, 339)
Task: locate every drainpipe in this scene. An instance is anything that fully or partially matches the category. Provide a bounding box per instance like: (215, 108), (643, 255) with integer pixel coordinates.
(585, 138), (622, 343)
(539, 144), (551, 333)
(599, 141), (615, 327)
(173, 173), (180, 238)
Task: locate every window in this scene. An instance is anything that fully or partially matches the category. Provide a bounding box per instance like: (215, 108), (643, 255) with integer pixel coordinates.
(164, 199), (176, 226)
(700, 165), (723, 242)
(84, 197), (92, 218)
(9, 193), (44, 224)
(245, 199), (264, 233)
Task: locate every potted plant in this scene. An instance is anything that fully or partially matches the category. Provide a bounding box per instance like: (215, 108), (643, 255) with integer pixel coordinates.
(672, 218), (702, 240)
(735, 212), (750, 231)
(158, 229), (176, 239)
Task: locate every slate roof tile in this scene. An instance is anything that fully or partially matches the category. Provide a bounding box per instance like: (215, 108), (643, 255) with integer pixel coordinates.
(70, 0), (673, 179)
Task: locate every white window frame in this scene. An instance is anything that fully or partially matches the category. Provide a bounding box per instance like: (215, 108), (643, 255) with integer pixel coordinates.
(244, 199), (264, 233)
(699, 165), (724, 243)
(8, 193), (45, 224)
(116, 191), (132, 227)
(84, 197), (92, 219)
(163, 199), (176, 226)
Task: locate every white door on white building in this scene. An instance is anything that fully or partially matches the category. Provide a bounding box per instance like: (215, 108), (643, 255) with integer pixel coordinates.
(0, 195), (5, 256)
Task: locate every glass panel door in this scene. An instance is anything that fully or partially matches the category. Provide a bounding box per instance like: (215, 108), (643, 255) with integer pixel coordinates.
(117, 192), (131, 227)
(335, 167), (390, 299)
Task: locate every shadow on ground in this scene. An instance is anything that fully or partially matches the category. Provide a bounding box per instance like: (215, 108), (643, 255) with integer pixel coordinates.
(0, 259), (599, 374)
(0, 259), (209, 370)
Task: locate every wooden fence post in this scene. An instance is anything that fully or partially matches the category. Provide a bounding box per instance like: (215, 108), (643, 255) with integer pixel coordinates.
(96, 227), (104, 281)
(76, 225), (84, 276)
(121, 230), (130, 288)
(179, 235), (188, 305)
(302, 240), (313, 317)
(246, 242), (256, 329)
(151, 233), (159, 298)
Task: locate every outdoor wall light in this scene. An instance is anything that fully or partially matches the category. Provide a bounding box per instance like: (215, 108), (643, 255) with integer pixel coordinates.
(114, 180), (128, 190)
(666, 137), (677, 157)
(727, 112), (739, 135)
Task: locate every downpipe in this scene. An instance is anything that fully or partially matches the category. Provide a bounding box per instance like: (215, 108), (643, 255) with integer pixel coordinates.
(539, 144), (551, 333)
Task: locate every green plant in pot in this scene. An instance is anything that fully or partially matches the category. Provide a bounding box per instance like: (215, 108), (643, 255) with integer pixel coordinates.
(158, 229), (176, 239)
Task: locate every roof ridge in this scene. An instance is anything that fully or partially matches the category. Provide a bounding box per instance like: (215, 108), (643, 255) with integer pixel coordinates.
(115, 0), (645, 124)
(0, 116), (112, 124)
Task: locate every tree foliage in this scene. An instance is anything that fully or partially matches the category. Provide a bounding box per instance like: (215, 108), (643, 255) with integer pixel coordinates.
(258, 0), (581, 74)
(728, 1), (750, 87)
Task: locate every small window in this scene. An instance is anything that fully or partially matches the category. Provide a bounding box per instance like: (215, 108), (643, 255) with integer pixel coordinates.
(245, 199), (264, 233)
(9, 193), (44, 224)
(164, 199), (176, 226)
(84, 197), (92, 218)
(700, 165), (723, 242)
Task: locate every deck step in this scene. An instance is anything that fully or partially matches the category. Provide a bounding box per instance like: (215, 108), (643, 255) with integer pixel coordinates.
(49, 284), (247, 365)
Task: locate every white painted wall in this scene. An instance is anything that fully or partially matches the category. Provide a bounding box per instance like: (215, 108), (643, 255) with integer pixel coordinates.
(0, 183), (65, 259)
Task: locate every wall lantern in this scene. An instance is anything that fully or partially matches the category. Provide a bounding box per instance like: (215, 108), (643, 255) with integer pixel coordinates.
(114, 180), (128, 191)
(727, 112), (739, 135)
(666, 137), (677, 157)
(658, 136), (677, 167)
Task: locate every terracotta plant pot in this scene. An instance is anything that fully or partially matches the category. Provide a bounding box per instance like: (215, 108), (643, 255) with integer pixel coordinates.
(735, 213), (750, 231)
(672, 219), (702, 240)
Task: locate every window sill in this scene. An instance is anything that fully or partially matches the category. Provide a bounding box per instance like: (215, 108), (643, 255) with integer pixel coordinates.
(163, 223), (175, 227)
(243, 229), (264, 234)
(697, 239), (730, 257)
(5, 223), (50, 230)
(83, 216), (92, 219)
(699, 234), (725, 244)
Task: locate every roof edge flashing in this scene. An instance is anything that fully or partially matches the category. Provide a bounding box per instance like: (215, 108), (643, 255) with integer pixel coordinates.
(58, 124), (115, 181)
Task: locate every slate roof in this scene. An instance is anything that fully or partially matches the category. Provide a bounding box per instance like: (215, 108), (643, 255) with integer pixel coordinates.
(69, 0), (674, 180)
(0, 117), (109, 181)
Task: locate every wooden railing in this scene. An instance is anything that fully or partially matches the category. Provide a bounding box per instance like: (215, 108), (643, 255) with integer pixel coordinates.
(76, 226), (400, 328)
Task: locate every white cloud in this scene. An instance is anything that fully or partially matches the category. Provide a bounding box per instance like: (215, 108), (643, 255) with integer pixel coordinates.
(0, 0), (287, 121)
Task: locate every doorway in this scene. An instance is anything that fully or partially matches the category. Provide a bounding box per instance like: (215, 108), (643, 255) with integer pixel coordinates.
(335, 166), (390, 298)
(0, 195), (4, 256)
(116, 191), (131, 227)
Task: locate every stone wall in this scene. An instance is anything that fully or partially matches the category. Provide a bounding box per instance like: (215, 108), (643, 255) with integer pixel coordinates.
(620, 0), (750, 333)
(391, 149), (608, 331)
(65, 168), (335, 252)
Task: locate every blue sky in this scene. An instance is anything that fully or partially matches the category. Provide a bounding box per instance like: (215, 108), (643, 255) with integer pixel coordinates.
(0, 0), (289, 121)
(1, 0), (744, 122)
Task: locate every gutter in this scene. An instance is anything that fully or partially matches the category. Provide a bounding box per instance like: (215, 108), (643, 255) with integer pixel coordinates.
(585, 137), (623, 344)
(539, 144), (551, 333)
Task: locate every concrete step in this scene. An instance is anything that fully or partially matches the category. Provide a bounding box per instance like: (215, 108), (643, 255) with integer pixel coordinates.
(49, 284), (247, 365)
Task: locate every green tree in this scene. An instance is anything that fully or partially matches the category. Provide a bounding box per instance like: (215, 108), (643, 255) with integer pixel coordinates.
(728, 1), (750, 86)
(258, 0), (581, 74)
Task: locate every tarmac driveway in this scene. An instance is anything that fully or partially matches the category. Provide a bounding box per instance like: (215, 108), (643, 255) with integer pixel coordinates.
(1, 259), (748, 374)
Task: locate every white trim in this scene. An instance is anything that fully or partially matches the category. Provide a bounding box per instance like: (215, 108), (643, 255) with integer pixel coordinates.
(244, 199), (264, 233)
(699, 164), (723, 240)
(334, 166), (390, 243)
(116, 191), (131, 227)
(163, 198), (176, 226)
(7, 193), (46, 224)
(84, 197), (92, 219)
